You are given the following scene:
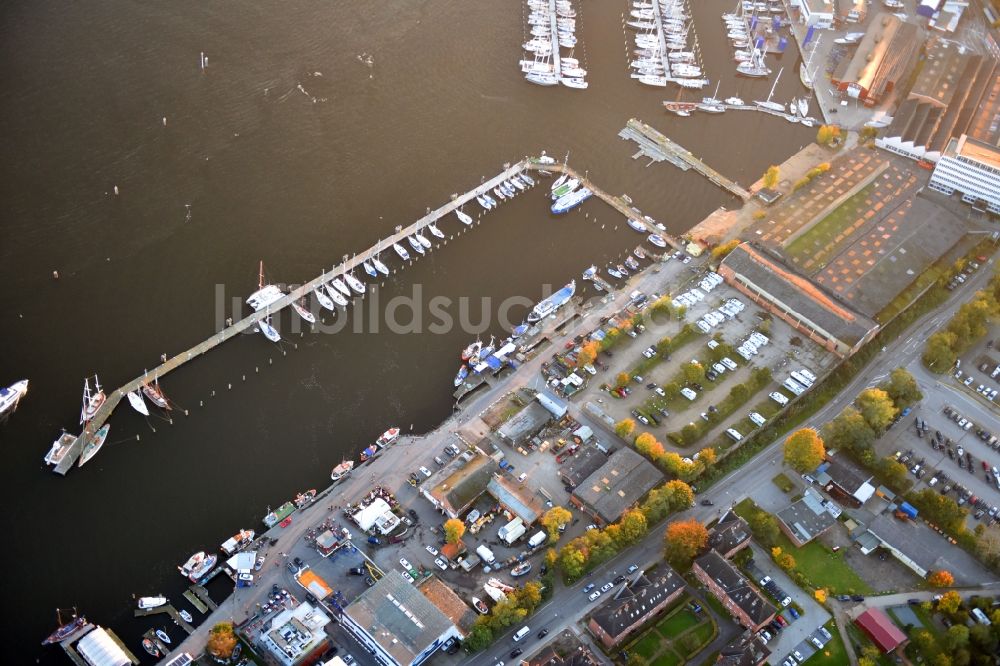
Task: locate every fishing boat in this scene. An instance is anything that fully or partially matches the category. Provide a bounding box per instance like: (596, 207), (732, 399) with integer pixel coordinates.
(551, 187), (592, 214)
(0, 379), (28, 416)
(527, 280), (576, 323)
(331, 459), (354, 481)
(137, 596), (167, 610)
(511, 562), (532, 577)
(372, 255), (390, 276)
(291, 300), (316, 324)
(476, 195), (491, 210)
(634, 247), (646, 259)
(393, 243), (410, 261)
(124, 390), (148, 417)
(582, 265), (597, 280)
(454, 365), (469, 387)
(648, 234), (667, 248)
(414, 232), (432, 249)
(263, 501), (296, 527)
(461, 340), (481, 361)
(77, 424), (110, 467)
(359, 445), (378, 462)
(178, 551), (218, 582)
(378, 427), (401, 446)
(80, 376), (106, 424)
(363, 260), (378, 278)
(607, 266), (623, 279)
(407, 236), (426, 255)
(142, 639), (161, 657)
(324, 283), (349, 307)
(755, 67), (785, 112)
(330, 277), (352, 297)
(155, 628), (171, 644)
(221, 529), (256, 555)
(42, 612), (86, 645)
(344, 273), (366, 295)
(294, 489), (317, 508)
(259, 315), (281, 343)
(179, 609), (193, 623)
(472, 597), (489, 614)
(627, 218), (646, 232)
(471, 336), (495, 365)
(44, 432), (78, 467)
(428, 222), (446, 238)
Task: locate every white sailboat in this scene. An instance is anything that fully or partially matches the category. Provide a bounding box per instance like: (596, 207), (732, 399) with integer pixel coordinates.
(259, 312), (281, 343)
(362, 260), (378, 278)
(324, 282), (349, 307)
(372, 254), (390, 276)
(754, 67), (785, 112)
(330, 277), (351, 297)
(428, 222), (445, 238)
(393, 243), (410, 261)
(314, 272), (335, 310)
(454, 209), (473, 226)
(414, 232), (432, 249)
(291, 299), (316, 324)
(126, 390), (149, 416)
(407, 236), (426, 254)
(344, 272), (366, 295)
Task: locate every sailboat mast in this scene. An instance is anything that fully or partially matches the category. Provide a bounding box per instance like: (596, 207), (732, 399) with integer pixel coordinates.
(768, 67), (783, 102)
(258, 260), (264, 290)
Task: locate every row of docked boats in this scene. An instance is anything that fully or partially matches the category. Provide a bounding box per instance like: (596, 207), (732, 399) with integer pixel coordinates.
(724, 7), (770, 78)
(475, 171), (537, 212)
(664, 67), (814, 126)
(629, 0), (708, 89)
(522, 0), (588, 89)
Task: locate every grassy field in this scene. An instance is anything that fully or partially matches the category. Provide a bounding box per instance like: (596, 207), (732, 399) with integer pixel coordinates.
(803, 620), (850, 666)
(733, 499), (873, 595)
(772, 473), (795, 493)
(785, 183), (876, 267)
(622, 596), (716, 666)
(658, 610), (700, 638)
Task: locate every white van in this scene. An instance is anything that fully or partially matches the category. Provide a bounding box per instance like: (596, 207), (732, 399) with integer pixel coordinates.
(680, 387), (697, 401)
(514, 626), (531, 641)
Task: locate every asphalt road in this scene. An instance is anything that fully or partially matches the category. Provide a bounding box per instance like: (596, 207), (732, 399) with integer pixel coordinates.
(461, 254), (1000, 666)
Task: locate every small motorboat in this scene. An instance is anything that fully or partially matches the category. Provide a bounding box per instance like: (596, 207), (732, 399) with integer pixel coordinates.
(454, 365), (469, 387)
(582, 265), (597, 280)
(634, 247), (646, 259)
(126, 390), (150, 416)
(472, 597), (489, 614)
(428, 222), (446, 238)
(461, 340), (481, 361)
(155, 628), (171, 644)
(179, 609), (194, 623)
(625, 256), (640, 271)
(291, 300), (316, 324)
(407, 236), (426, 255)
(551, 172), (568, 190)
(617, 263), (629, 276)
(372, 255), (390, 276)
(627, 218), (646, 232)
(647, 234), (667, 248)
(512, 323), (529, 338)
(254, 556), (265, 571)
(414, 233), (432, 249)
(608, 267), (623, 279)
(511, 562), (532, 577)
(137, 596), (166, 610)
(455, 209), (473, 226)
(363, 260), (378, 278)
(377, 427), (401, 446)
(393, 243), (410, 261)
(294, 489), (317, 508)
(142, 639), (161, 657)
(331, 459), (354, 481)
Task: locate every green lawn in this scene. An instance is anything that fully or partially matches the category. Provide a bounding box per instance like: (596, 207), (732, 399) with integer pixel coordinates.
(658, 610), (700, 638)
(652, 650), (683, 666)
(772, 473), (795, 493)
(803, 620), (850, 666)
(683, 623), (717, 655)
(733, 499), (872, 595)
(634, 632), (662, 659)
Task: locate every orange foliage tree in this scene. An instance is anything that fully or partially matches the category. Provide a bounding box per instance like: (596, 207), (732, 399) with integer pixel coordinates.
(663, 518), (709, 568)
(928, 570), (955, 587)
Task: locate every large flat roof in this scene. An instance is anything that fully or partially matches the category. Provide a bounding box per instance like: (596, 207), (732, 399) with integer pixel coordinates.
(572, 447), (662, 523)
(722, 243), (879, 346)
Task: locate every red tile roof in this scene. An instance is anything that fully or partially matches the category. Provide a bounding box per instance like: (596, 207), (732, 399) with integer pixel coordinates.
(855, 609), (907, 652)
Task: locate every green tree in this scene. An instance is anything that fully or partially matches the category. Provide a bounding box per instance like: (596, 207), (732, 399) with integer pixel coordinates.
(656, 336), (673, 353)
(784, 428), (826, 473)
(822, 407), (875, 454)
(559, 543), (588, 580)
(615, 418), (636, 439)
(618, 509), (648, 544)
(681, 423), (701, 444)
(729, 383), (750, 403)
(882, 367), (923, 407)
(541, 506), (573, 542)
(465, 622), (494, 651)
(746, 509), (780, 548)
(641, 480), (694, 522)
(663, 518), (708, 568)
(945, 625), (970, 652)
(937, 590), (963, 616)
(763, 165), (780, 189)
(683, 362), (705, 384)
(924, 331), (959, 370)
(969, 623), (998, 654)
(877, 457), (911, 492)
(854, 388), (898, 432)
(443, 518), (466, 544)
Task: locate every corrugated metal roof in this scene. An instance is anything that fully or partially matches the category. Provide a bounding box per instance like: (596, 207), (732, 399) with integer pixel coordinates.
(76, 627), (130, 666)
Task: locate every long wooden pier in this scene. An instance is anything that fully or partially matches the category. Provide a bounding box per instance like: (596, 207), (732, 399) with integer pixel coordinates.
(547, 0), (561, 77)
(53, 160), (533, 474)
(618, 118), (752, 201)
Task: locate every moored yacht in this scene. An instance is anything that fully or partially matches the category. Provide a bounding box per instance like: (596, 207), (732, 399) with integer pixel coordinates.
(455, 209), (473, 226)
(138, 596), (167, 610)
(330, 277), (352, 297)
(80, 376), (106, 424)
(331, 459), (354, 481)
(0, 379), (28, 416)
(344, 273), (366, 295)
(179, 551), (218, 582)
(407, 236), (426, 255)
(77, 424), (110, 467)
(324, 283), (349, 307)
(393, 243), (410, 261)
(551, 187), (592, 214)
(428, 222), (446, 238)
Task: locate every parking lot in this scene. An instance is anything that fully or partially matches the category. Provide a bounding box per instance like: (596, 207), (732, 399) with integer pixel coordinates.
(568, 262), (833, 451)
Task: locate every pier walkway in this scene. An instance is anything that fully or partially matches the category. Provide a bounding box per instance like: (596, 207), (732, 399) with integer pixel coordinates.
(547, 0), (561, 78)
(134, 604), (195, 634)
(54, 160), (533, 474)
(619, 118), (751, 201)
